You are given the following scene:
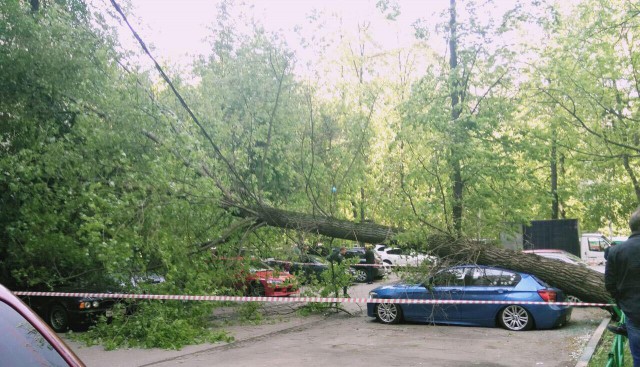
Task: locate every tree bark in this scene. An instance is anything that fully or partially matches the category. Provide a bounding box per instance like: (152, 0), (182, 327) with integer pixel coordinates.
(551, 128), (559, 219)
(622, 154), (640, 205)
(448, 0), (465, 237)
(227, 201), (611, 304)
(30, 0), (39, 13)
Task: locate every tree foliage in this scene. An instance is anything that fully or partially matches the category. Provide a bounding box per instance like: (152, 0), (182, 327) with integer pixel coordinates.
(0, 0), (638, 349)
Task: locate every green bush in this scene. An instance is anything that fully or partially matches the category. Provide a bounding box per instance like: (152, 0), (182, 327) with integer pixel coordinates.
(73, 301), (232, 350)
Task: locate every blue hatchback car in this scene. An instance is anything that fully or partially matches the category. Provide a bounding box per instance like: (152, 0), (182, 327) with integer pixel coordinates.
(367, 265), (572, 331)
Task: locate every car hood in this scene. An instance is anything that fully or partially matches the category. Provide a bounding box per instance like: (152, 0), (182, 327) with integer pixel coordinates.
(253, 270), (294, 281)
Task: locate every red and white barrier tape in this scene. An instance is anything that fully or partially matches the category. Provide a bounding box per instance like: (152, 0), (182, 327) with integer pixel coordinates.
(13, 291), (613, 307)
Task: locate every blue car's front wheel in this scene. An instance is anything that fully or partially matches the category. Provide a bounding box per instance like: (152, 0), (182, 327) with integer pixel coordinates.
(376, 303), (402, 324)
(499, 305), (533, 331)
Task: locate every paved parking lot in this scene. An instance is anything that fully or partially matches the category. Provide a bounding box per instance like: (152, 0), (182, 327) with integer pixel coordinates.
(67, 278), (609, 367)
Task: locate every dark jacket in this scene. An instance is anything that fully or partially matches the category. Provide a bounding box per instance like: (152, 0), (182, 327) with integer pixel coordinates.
(327, 251), (344, 264)
(365, 249), (376, 264)
(605, 232), (640, 320)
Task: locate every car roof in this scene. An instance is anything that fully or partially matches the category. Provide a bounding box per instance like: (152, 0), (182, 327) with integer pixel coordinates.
(345, 248), (365, 253)
(522, 249), (585, 264)
(448, 264), (522, 273)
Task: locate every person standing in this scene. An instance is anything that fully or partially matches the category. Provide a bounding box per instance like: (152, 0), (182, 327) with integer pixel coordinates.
(327, 247), (348, 296)
(327, 246), (346, 264)
(605, 206), (640, 366)
(364, 245), (376, 284)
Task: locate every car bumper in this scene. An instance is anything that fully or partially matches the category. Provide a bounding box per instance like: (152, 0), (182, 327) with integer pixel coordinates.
(264, 286), (299, 297)
(528, 305), (573, 329)
(67, 308), (114, 329)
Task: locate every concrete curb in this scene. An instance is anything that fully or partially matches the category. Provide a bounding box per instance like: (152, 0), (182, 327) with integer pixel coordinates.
(575, 317), (610, 367)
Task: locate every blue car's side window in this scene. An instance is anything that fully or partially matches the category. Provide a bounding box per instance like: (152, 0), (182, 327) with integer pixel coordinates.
(432, 268), (466, 287)
(464, 268), (521, 287)
(466, 268), (499, 286)
(498, 271), (521, 287)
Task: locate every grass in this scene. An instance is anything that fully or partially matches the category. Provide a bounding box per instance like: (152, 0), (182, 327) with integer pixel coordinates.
(588, 328), (633, 367)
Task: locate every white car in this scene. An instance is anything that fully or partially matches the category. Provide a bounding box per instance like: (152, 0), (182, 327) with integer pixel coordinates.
(374, 245), (436, 267)
(522, 249), (598, 302)
(610, 236), (628, 246)
(522, 249), (588, 267)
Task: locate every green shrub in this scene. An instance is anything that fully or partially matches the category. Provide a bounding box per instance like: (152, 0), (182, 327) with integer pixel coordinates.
(73, 300), (232, 350)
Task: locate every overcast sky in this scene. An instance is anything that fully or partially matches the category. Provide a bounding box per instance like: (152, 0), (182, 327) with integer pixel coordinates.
(103, 0), (578, 81)
(117, 1), (450, 63)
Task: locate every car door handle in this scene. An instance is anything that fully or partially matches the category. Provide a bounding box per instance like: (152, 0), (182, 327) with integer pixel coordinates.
(497, 289), (507, 294)
(450, 288), (463, 293)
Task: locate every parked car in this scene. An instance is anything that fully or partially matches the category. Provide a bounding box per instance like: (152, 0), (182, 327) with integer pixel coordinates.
(265, 255), (329, 283)
(1, 282), (85, 366)
(19, 281), (124, 333)
(374, 244), (436, 267)
(522, 249), (599, 302)
(129, 273), (166, 288)
(610, 236), (628, 246)
(343, 247), (387, 282)
(368, 265), (572, 331)
(212, 257), (299, 297)
(19, 273), (167, 333)
(522, 249), (589, 267)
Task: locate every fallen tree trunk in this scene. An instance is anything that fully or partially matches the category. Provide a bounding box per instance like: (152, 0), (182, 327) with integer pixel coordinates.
(122, 2), (611, 307)
(229, 202), (611, 304)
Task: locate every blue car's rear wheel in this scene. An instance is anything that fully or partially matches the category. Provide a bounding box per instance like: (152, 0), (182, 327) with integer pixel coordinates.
(376, 303), (402, 324)
(499, 305), (533, 331)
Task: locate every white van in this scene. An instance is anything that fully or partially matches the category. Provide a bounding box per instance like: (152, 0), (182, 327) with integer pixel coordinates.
(580, 233), (612, 265)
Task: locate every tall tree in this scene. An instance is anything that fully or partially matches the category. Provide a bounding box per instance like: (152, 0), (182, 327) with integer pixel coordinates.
(448, 0), (464, 236)
(533, 0), (640, 230)
(396, 0), (539, 239)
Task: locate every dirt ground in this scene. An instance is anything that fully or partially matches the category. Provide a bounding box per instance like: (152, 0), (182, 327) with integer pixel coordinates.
(66, 279), (610, 367)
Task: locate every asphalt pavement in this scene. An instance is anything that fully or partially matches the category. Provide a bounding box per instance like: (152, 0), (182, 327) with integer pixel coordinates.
(65, 275), (609, 367)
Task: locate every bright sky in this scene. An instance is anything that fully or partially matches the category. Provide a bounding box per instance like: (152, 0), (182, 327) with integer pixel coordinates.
(122, 0), (450, 64)
(105, 0), (578, 80)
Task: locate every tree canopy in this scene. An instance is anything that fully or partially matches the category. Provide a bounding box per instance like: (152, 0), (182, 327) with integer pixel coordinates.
(0, 0), (638, 347)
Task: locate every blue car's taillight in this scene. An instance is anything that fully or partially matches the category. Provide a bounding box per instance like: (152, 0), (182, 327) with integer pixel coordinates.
(537, 289), (557, 302)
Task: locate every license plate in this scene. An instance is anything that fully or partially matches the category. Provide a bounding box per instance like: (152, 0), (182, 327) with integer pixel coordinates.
(105, 310), (113, 317)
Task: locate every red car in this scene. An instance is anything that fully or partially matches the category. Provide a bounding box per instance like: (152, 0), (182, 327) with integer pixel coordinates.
(0, 282), (85, 366)
(212, 257), (299, 297)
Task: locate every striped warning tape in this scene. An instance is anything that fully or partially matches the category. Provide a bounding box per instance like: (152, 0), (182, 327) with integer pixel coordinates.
(13, 291), (613, 307)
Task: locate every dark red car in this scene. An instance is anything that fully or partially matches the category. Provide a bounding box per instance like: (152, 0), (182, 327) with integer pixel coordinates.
(212, 257), (299, 297)
(245, 258), (299, 296)
(0, 282), (85, 366)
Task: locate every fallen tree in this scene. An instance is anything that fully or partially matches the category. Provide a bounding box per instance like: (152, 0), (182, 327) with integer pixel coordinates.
(112, 2), (612, 308)
(227, 201), (611, 305)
